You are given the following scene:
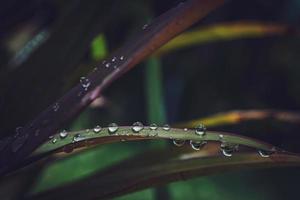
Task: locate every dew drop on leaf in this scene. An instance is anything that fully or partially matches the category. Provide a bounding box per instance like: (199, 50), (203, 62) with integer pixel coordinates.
(80, 77), (91, 90)
(220, 142), (239, 157)
(142, 24), (148, 30)
(73, 133), (85, 142)
(173, 139), (185, 147)
(149, 123), (158, 130)
(195, 124), (206, 136)
(93, 125), (102, 133)
(59, 130), (68, 139)
(132, 122), (144, 133)
(53, 102), (60, 112)
(112, 57), (117, 62)
(52, 138), (57, 144)
(258, 150), (274, 158)
(105, 63), (111, 68)
(163, 124), (170, 131)
(190, 140), (207, 151)
(120, 56), (124, 60)
(108, 123), (118, 134)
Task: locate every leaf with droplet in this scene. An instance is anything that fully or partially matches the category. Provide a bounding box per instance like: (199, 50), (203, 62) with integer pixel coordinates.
(30, 127), (282, 161)
(0, 0), (225, 175)
(27, 145), (300, 200)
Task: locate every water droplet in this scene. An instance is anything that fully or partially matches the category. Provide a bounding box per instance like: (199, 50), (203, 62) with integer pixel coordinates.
(219, 134), (224, 141)
(113, 65), (118, 69)
(49, 135), (54, 139)
(120, 56), (124, 60)
(173, 139), (185, 147)
(190, 140), (207, 151)
(258, 150), (274, 158)
(220, 142), (239, 157)
(93, 125), (102, 133)
(11, 133), (28, 152)
(149, 123), (158, 130)
(52, 138), (57, 144)
(163, 124), (170, 131)
(132, 122), (144, 133)
(195, 124), (206, 136)
(73, 133), (85, 142)
(108, 123), (118, 134)
(184, 128), (188, 131)
(80, 77), (90, 90)
(53, 102), (60, 112)
(59, 130), (68, 139)
(112, 57), (117, 62)
(142, 24), (148, 30)
(105, 63), (111, 68)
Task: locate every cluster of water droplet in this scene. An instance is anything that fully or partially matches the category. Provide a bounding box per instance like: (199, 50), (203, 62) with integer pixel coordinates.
(101, 55), (125, 71)
(80, 77), (91, 91)
(39, 122), (276, 158)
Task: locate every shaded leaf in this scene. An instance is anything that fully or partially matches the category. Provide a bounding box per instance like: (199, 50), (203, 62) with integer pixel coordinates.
(31, 127), (280, 161)
(0, 0), (224, 175)
(27, 144), (300, 200)
(176, 109), (300, 128)
(156, 21), (297, 56)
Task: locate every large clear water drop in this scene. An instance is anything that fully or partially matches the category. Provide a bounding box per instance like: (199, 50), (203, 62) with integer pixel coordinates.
(108, 123), (118, 134)
(132, 122), (144, 133)
(190, 140), (207, 151)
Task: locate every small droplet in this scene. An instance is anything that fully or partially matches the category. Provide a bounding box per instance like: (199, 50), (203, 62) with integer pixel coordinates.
(173, 139), (185, 147)
(108, 123), (118, 134)
(59, 130), (68, 139)
(53, 103), (60, 112)
(190, 140), (207, 151)
(113, 65), (118, 69)
(73, 133), (85, 142)
(49, 135), (54, 139)
(258, 150), (274, 158)
(149, 123), (158, 130)
(120, 56), (124, 60)
(184, 128), (188, 131)
(142, 24), (148, 30)
(220, 142), (239, 157)
(163, 124), (170, 131)
(93, 125), (102, 133)
(11, 134), (28, 152)
(219, 134), (224, 141)
(80, 77), (91, 90)
(52, 138), (57, 144)
(132, 122), (144, 133)
(112, 57), (117, 62)
(195, 124), (206, 136)
(105, 63), (111, 68)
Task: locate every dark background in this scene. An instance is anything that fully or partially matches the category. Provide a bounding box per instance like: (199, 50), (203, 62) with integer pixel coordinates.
(0, 0), (300, 199)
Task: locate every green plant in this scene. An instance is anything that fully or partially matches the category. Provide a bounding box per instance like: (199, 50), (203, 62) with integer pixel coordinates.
(0, 0), (299, 199)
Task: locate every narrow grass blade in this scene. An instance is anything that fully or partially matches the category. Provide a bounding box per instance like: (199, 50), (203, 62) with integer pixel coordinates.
(176, 109), (300, 128)
(0, 0), (224, 175)
(27, 145), (300, 200)
(156, 21), (297, 56)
